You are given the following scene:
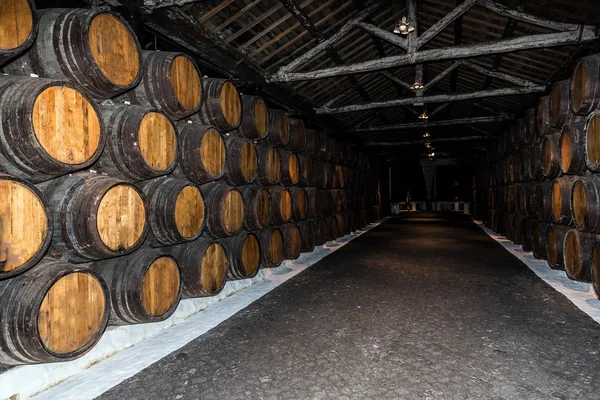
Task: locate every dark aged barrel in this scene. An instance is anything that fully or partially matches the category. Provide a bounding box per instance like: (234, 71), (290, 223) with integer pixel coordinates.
(200, 182), (244, 238)
(326, 216), (339, 241)
(172, 124), (226, 184)
(298, 155), (314, 187)
(258, 227), (283, 268)
(220, 232), (261, 280)
(118, 51), (202, 119)
(169, 238), (227, 297)
(564, 229), (598, 282)
(298, 220), (316, 253)
(270, 186), (292, 225)
(549, 79), (570, 128)
(330, 189), (342, 213)
(198, 78), (241, 132)
(524, 108), (537, 145)
(233, 95), (269, 140)
(312, 159), (326, 189)
(266, 109), (290, 147)
(88, 249), (181, 325)
(336, 165), (346, 189)
(358, 209), (367, 229)
(96, 105), (178, 181)
(570, 53), (600, 115)
(551, 176), (576, 225)
(314, 217), (328, 246)
(38, 173), (147, 262)
(325, 163), (337, 189)
(303, 129), (320, 159)
(221, 136), (257, 186)
(138, 177), (205, 247)
(584, 111), (600, 172)
(287, 118), (307, 152)
(318, 132), (330, 161)
(255, 143), (281, 186)
(335, 214), (346, 238)
(532, 220), (550, 260)
(542, 134), (562, 179)
(512, 214), (525, 245)
(559, 116), (587, 175)
(279, 150), (300, 186)
(0, 259), (109, 365)
(0, 0), (37, 66)
(535, 182), (553, 222)
(290, 187), (308, 222)
(592, 244), (600, 297)
(524, 183), (537, 217)
(5, 8), (141, 100)
(571, 175), (600, 233)
(546, 224), (570, 270)
(240, 185), (271, 230)
(0, 174), (51, 279)
(281, 223), (302, 260)
(0, 76), (103, 182)
(505, 213), (515, 241)
(521, 218), (535, 252)
(536, 95), (552, 136)
(321, 189), (334, 217)
(306, 188), (322, 218)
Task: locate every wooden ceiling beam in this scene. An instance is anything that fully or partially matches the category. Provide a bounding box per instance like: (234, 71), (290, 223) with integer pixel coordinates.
(366, 136), (493, 146)
(349, 115), (513, 133)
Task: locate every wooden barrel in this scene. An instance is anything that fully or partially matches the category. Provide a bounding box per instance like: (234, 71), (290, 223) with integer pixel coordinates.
(571, 175), (600, 233)
(312, 159), (326, 189)
(279, 150), (300, 186)
(318, 132), (330, 161)
(306, 188), (322, 218)
(591, 243), (600, 297)
(255, 143), (281, 186)
(220, 232), (261, 280)
(303, 129), (320, 159)
(88, 249), (181, 325)
(269, 186), (292, 225)
(96, 105), (178, 181)
(234, 95), (269, 140)
(335, 214), (346, 238)
(0, 0), (37, 66)
(314, 217), (328, 246)
(199, 78), (241, 132)
(0, 174), (51, 279)
(172, 124), (226, 184)
(505, 213), (515, 241)
(336, 165), (346, 189)
(200, 182), (244, 238)
(546, 224), (570, 270)
(549, 79), (570, 128)
(528, 142), (544, 181)
(266, 109), (290, 147)
(524, 183), (537, 218)
(524, 108), (537, 145)
(551, 176), (576, 225)
(521, 218), (535, 252)
(512, 214), (525, 245)
(38, 173), (147, 262)
(325, 163), (337, 189)
(358, 210), (367, 229)
(536, 95), (552, 137)
(138, 177), (205, 247)
(240, 185), (271, 230)
(584, 111), (600, 172)
(298, 220), (316, 253)
(0, 76), (104, 182)
(535, 182), (553, 222)
(564, 229), (598, 282)
(258, 227), (283, 268)
(570, 53), (600, 115)
(281, 223), (302, 260)
(0, 259), (109, 365)
(290, 187), (308, 222)
(221, 136), (257, 186)
(5, 8), (141, 100)
(287, 118), (307, 152)
(298, 155), (314, 187)
(542, 134), (562, 179)
(169, 238), (227, 297)
(532, 220), (550, 260)
(321, 189), (334, 217)
(558, 116), (587, 175)
(330, 189), (342, 213)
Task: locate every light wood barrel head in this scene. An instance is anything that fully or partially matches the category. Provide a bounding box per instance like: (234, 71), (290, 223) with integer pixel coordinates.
(267, 147), (281, 183)
(241, 234), (260, 276)
(587, 114), (600, 169)
(88, 13), (140, 86)
(33, 86), (101, 165)
(220, 81), (241, 128)
(271, 229), (283, 265)
(223, 189), (244, 234)
(97, 184), (146, 251)
(0, 180), (47, 273)
(564, 231), (579, 276)
(289, 153), (299, 184)
(571, 61), (586, 112)
(201, 243), (227, 293)
(171, 55), (202, 111)
(572, 181), (587, 229)
(200, 128), (226, 177)
(138, 112), (177, 171)
(38, 272), (106, 354)
(257, 189), (271, 227)
(298, 190), (308, 219)
(0, 0), (33, 50)
(278, 113), (290, 143)
(254, 98), (268, 136)
(280, 190), (292, 222)
(551, 181), (562, 222)
(175, 185), (204, 238)
(560, 128), (573, 171)
(241, 141), (257, 182)
(142, 256), (180, 317)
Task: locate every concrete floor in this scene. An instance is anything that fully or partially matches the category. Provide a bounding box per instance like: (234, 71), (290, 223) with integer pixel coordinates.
(99, 213), (600, 400)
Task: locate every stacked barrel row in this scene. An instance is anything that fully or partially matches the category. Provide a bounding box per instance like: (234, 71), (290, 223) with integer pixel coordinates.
(474, 52), (600, 299)
(0, 4), (382, 365)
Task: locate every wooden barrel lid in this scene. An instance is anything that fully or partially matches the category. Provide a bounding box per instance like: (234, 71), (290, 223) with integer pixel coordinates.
(38, 272), (106, 354)
(560, 127), (573, 171)
(88, 13), (140, 87)
(241, 234), (260, 276)
(142, 256), (180, 317)
(546, 228), (558, 265)
(220, 81), (241, 128)
(297, 190), (308, 219)
(171, 55), (202, 112)
(267, 147), (281, 183)
(0, 0), (33, 50)
(289, 225), (301, 255)
(571, 60), (586, 112)
(223, 189), (244, 233)
(270, 229), (283, 265)
(572, 180), (587, 229)
(288, 153), (299, 184)
(278, 113), (290, 144)
(33, 85), (101, 165)
(175, 185), (204, 238)
(551, 182), (563, 222)
(254, 98), (269, 136)
(564, 230), (579, 275)
(241, 141), (257, 182)
(586, 113), (600, 168)
(201, 128), (226, 177)
(280, 190), (292, 222)
(257, 189), (271, 227)
(201, 242), (227, 293)
(0, 179), (47, 273)
(138, 112), (177, 171)
(97, 184), (146, 251)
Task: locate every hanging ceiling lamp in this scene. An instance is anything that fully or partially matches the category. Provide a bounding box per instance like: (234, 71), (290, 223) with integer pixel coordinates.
(419, 111), (428, 120)
(393, 17), (415, 35)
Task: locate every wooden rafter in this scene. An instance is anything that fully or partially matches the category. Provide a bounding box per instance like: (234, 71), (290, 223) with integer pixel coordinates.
(348, 115), (513, 133)
(366, 136), (493, 146)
